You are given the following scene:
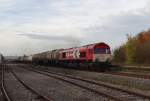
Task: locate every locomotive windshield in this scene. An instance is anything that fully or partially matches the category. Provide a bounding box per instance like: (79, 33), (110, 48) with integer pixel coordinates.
(94, 48), (110, 54)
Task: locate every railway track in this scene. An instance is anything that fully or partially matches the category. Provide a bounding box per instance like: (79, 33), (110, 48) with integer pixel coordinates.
(2, 65), (52, 101)
(23, 66), (150, 101)
(107, 71), (150, 80)
(1, 64), (11, 101)
(11, 69), (52, 101)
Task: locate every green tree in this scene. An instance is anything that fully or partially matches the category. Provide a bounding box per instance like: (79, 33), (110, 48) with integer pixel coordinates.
(125, 36), (137, 64)
(113, 46), (126, 63)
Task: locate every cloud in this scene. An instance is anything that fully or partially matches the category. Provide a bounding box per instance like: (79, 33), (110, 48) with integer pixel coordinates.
(18, 32), (81, 47)
(0, 0), (150, 55)
(80, 6), (150, 49)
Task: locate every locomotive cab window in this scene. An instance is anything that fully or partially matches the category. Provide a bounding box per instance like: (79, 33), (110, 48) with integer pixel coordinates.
(94, 48), (110, 54)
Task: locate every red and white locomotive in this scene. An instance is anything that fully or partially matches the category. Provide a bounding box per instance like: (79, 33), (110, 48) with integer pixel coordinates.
(23, 42), (112, 69)
(59, 42), (111, 63)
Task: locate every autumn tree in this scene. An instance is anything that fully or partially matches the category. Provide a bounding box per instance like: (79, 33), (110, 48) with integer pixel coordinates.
(113, 29), (150, 65)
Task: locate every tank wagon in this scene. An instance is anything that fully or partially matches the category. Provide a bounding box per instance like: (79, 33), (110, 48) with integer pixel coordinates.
(0, 53), (2, 64)
(0, 53), (4, 64)
(22, 55), (33, 63)
(32, 52), (48, 64)
(24, 42), (112, 69)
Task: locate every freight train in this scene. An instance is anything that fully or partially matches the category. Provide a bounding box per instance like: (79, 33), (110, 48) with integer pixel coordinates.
(22, 42), (112, 70)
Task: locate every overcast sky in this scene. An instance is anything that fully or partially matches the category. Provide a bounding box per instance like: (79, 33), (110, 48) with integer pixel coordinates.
(0, 0), (150, 56)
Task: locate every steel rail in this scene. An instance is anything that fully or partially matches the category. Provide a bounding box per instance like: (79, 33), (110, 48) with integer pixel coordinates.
(41, 69), (150, 99)
(10, 67), (52, 101)
(24, 67), (134, 101)
(107, 72), (150, 80)
(22, 65), (150, 99)
(1, 64), (12, 101)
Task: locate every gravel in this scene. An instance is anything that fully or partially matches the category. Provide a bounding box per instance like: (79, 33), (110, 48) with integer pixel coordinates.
(32, 65), (150, 95)
(39, 70), (147, 100)
(0, 70), (3, 101)
(4, 68), (44, 101)
(12, 66), (110, 101)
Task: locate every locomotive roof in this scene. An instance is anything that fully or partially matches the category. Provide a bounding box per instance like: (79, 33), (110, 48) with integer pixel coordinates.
(30, 42), (110, 56)
(65, 42), (109, 49)
(60, 42), (110, 52)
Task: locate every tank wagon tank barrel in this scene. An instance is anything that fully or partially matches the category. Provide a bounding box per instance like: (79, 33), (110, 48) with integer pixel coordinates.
(0, 53), (5, 65)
